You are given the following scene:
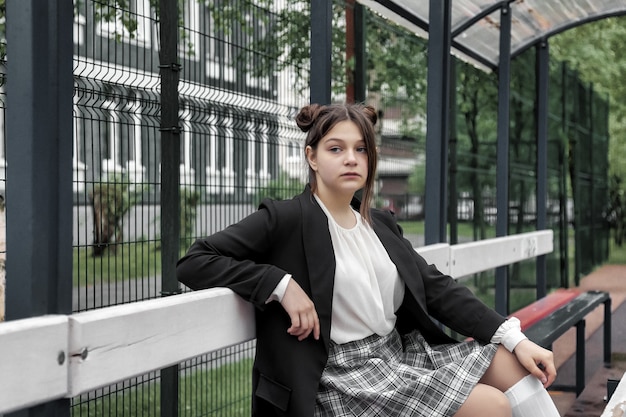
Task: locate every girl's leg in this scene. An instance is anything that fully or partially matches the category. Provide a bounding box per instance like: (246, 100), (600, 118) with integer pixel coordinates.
(454, 383), (512, 417)
(480, 345), (529, 391)
(481, 345), (561, 417)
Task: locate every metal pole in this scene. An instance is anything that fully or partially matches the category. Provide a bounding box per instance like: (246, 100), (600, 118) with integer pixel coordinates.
(535, 40), (549, 299)
(311, 0), (332, 105)
(604, 298), (612, 368)
(559, 62), (569, 288)
(353, 3), (367, 103)
(425, 0), (451, 245)
(495, 4), (511, 315)
(449, 58), (458, 245)
(5, 0), (73, 415)
(159, 0), (181, 415)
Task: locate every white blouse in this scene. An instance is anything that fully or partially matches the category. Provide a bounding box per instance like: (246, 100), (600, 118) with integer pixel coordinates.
(315, 195), (405, 344)
(268, 197), (527, 351)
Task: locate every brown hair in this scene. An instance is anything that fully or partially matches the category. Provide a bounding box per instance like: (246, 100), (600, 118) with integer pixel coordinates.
(295, 103), (378, 225)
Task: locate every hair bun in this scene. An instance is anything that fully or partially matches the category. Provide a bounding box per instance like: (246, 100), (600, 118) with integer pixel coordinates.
(362, 105), (378, 127)
(295, 104), (324, 132)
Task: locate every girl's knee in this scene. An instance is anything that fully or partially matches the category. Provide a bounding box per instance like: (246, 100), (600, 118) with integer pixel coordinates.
(491, 390), (513, 416)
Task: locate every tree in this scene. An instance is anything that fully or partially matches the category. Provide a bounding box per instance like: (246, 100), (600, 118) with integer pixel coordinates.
(455, 60), (498, 237)
(551, 16), (626, 245)
(91, 0), (429, 122)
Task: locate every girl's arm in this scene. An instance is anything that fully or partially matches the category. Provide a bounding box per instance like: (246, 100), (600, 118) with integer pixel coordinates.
(176, 201), (287, 309)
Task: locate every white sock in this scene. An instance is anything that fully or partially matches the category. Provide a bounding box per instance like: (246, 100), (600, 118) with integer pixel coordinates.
(505, 374), (560, 417)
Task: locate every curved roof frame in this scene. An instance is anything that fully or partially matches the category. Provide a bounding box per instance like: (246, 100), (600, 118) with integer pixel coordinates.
(358, 0), (626, 71)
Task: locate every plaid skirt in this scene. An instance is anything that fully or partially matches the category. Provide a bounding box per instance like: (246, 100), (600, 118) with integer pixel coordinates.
(314, 329), (498, 417)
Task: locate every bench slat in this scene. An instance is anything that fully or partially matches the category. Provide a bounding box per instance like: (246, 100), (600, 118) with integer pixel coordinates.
(68, 288), (255, 396)
(512, 288), (581, 331)
(524, 291), (610, 348)
(0, 315), (69, 414)
(415, 243), (450, 275)
(450, 230), (553, 278)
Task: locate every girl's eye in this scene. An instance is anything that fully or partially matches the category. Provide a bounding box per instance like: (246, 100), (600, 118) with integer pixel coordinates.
(329, 147), (341, 153)
(357, 147), (367, 153)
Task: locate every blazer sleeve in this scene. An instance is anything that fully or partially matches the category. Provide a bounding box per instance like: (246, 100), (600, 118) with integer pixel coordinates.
(176, 199), (288, 309)
(411, 245), (506, 343)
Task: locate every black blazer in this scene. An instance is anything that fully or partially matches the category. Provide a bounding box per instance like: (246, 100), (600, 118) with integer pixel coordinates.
(176, 186), (506, 417)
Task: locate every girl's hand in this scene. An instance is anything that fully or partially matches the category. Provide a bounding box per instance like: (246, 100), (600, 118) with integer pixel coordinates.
(280, 278), (320, 341)
(513, 339), (557, 388)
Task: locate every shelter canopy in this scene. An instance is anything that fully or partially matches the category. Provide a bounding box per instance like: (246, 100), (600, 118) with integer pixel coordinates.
(358, 0), (626, 70)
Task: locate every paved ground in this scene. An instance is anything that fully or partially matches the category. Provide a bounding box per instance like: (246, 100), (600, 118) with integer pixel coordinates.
(547, 264), (626, 416)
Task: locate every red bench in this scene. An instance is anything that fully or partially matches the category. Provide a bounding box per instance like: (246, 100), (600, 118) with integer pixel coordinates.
(512, 288), (581, 331)
(510, 289), (611, 396)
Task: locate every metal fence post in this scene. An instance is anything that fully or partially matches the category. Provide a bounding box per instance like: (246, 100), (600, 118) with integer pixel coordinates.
(311, 0), (332, 105)
(159, 0), (181, 415)
(536, 40), (549, 299)
(495, 3), (511, 315)
(425, 0), (451, 245)
(5, 0), (73, 415)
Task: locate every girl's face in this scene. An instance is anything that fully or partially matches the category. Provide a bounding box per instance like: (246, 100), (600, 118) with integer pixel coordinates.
(306, 120), (368, 200)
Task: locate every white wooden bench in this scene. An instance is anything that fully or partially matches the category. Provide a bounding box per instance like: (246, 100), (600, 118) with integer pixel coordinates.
(0, 231), (566, 414)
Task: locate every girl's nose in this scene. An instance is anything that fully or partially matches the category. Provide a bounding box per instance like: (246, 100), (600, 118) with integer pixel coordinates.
(344, 157), (356, 165)
(344, 150), (357, 164)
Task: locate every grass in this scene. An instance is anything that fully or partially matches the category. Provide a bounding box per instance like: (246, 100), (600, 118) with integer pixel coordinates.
(398, 220), (487, 239)
(607, 239), (626, 264)
(73, 242), (162, 286)
(71, 359), (253, 417)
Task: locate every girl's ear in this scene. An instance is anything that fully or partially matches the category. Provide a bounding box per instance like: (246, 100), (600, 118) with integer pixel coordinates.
(305, 145), (317, 171)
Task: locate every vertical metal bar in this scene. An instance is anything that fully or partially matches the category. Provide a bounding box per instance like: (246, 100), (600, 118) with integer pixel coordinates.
(5, 0), (73, 415)
(559, 62), (569, 288)
(345, 0), (356, 103)
(159, 0), (181, 415)
(588, 84), (595, 265)
(535, 40), (549, 299)
(311, 0), (332, 105)
(495, 4), (511, 315)
(353, 3), (367, 103)
(573, 69), (581, 285)
(604, 298), (612, 368)
(425, 0), (451, 245)
(575, 320), (585, 396)
(448, 58), (458, 245)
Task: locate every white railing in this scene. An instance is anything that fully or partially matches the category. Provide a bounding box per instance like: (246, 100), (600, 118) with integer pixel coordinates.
(0, 230), (552, 414)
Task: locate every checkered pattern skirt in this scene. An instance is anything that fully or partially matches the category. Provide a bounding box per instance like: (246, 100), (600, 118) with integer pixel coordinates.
(314, 329), (498, 417)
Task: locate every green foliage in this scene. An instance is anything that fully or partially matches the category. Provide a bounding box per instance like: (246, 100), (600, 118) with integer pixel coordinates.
(253, 171), (305, 207)
(407, 162), (425, 196)
(551, 16), (626, 182)
(455, 61), (498, 193)
(367, 13), (428, 118)
(180, 186), (201, 246)
(606, 174), (626, 246)
(87, 0), (430, 131)
(90, 174), (146, 256)
(92, 174), (143, 217)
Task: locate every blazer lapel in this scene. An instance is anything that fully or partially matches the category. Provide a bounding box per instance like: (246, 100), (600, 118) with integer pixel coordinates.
(297, 188), (335, 350)
(372, 218), (429, 313)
